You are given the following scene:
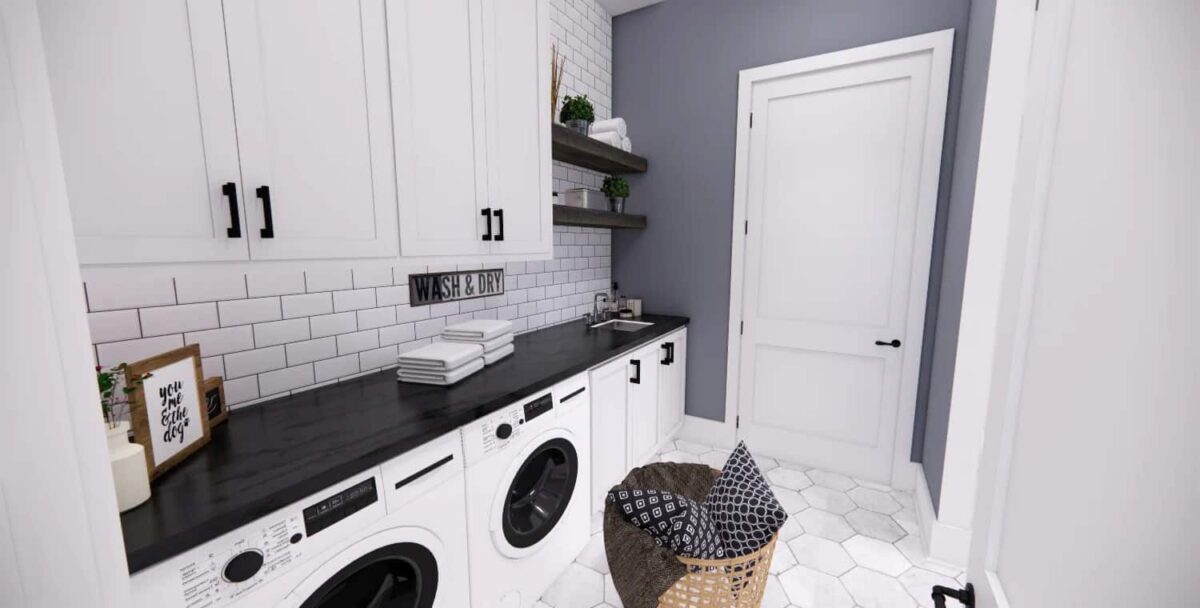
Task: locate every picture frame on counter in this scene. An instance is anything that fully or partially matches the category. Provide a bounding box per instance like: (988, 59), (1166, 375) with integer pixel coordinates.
(203, 376), (228, 427)
(125, 344), (211, 480)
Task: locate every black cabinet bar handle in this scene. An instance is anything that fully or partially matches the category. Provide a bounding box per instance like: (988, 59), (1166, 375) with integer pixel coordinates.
(630, 359), (641, 384)
(481, 208), (493, 241)
(560, 386), (586, 403)
(668, 342), (676, 364)
(394, 454), (454, 490)
(222, 182), (241, 238)
(875, 339), (902, 348)
(494, 209), (505, 241)
(256, 185), (274, 239)
(661, 343), (670, 365)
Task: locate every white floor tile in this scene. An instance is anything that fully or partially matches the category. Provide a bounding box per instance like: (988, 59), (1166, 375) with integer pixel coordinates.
(778, 564), (856, 608)
(672, 439), (712, 455)
(766, 467), (814, 491)
(841, 567), (918, 608)
(603, 573), (623, 608)
(806, 469), (857, 492)
(769, 540), (797, 574)
(754, 455), (781, 473)
(842, 536), (911, 577)
(576, 532), (609, 574)
(761, 574), (791, 608)
(800, 486), (857, 515)
(844, 509), (907, 543)
(898, 567), (959, 608)
(658, 450), (701, 464)
(847, 486), (902, 515)
(778, 515), (805, 541)
(540, 563), (603, 608)
(787, 535), (855, 576)
(699, 449), (732, 469)
(793, 509), (856, 543)
(774, 487), (811, 514)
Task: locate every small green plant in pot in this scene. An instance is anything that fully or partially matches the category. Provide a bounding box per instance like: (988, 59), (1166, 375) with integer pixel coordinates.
(559, 95), (595, 134)
(602, 176), (630, 213)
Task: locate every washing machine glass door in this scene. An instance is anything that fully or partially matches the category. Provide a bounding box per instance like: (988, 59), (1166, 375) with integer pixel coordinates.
(299, 543), (437, 608)
(502, 437), (578, 548)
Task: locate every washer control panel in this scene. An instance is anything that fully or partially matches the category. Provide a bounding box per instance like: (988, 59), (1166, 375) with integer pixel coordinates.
(480, 405), (527, 457)
(176, 514), (304, 608)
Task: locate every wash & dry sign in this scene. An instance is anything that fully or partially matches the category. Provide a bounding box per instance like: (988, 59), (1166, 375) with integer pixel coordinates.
(409, 268), (504, 306)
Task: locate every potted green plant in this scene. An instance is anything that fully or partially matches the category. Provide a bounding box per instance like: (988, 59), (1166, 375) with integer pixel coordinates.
(559, 94), (595, 135)
(98, 364), (153, 512)
(602, 176), (630, 213)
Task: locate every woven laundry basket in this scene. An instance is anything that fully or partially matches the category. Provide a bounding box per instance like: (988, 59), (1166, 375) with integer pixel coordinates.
(656, 534), (777, 608)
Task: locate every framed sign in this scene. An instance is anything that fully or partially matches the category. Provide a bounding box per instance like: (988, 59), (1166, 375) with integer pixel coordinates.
(203, 376), (228, 427)
(408, 268), (504, 306)
(125, 344), (211, 480)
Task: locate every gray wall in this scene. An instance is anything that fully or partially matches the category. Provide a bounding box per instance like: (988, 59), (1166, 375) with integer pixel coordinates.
(611, 0), (985, 503)
(916, 0), (995, 510)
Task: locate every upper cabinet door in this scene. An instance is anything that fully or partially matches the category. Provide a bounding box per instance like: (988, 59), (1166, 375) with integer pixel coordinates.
(223, 0), (399, 261)
(41, 0), (247, 264)
(389, 0), (491, 257)
(481, 0), (552, 256)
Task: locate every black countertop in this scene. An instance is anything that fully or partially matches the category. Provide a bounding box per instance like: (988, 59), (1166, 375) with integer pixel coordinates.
(120, 315), (687, 573)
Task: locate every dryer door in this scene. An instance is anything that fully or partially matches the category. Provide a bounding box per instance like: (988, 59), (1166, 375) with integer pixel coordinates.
(501, 436), (578, 549)
(298, 542), (436, 608)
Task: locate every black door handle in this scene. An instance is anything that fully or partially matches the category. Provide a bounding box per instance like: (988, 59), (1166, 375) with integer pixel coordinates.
(481, 208), (493, 241)
(661, 343), (670, 365)
(932, 583), (974, 608)
(630, 359), (641, 384)
(222, 182), (241, 238)
(667, 342), (675, 364)
(256, 185), (274, 239)
(875, 339), (902, 348)
(494, 209), (505, 241)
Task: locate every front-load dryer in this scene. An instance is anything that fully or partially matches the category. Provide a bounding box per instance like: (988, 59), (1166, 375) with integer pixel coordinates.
(130, 430), (469, 608)
(463, 373), (591, 608)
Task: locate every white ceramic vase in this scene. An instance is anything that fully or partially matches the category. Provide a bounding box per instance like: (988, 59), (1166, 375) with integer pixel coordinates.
(106, 421), (151, 512)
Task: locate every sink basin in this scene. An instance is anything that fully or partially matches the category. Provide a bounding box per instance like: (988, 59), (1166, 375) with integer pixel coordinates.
(590, 319), (654, 332)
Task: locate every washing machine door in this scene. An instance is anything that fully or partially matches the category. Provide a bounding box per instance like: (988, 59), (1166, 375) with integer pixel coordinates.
(500, 436), (579, 549)
(297, 542), (437, 608)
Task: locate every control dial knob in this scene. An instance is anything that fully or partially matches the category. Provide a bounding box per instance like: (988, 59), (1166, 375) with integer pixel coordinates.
(222, 549), (264, 583)
(495, 423), (513, 440)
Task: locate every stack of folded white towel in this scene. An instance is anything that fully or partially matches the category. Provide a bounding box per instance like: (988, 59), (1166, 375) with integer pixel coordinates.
(394, 319), (515, 386)
(589, 117), (632, 153)
(440, 319), (514, 365)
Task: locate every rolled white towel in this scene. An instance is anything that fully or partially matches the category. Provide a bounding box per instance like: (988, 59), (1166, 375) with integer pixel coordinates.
(590, 117), (627, 138)
(620, 137), (632, 153)
(588, 130), (622, 148)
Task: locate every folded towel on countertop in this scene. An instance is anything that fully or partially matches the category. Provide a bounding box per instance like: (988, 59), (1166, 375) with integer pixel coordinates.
(483, 343), (514, 365)
(396, 341), (483, 370)
(591, 117), (627, 138)
(588, 130), (623, 148)
(397, 357), (485, 385)
(442, 319), (513, 341)
(438, 332), (513, 353)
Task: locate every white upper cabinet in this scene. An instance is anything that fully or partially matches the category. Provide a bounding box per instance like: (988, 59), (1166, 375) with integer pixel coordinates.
(481, 0), (552, 256)
(388, 0), (491, 257)
(224, 0), (398, 260)
(41, 0), (246, 264)
(391, 0), (552, 259)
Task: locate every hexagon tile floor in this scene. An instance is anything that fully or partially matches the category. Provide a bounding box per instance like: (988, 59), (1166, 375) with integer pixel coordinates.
(537, 439), (969, 608)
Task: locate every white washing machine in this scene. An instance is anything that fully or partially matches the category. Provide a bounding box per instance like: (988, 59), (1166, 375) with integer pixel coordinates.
(463, 373), (591, 608)
(131, 430), (470, 608)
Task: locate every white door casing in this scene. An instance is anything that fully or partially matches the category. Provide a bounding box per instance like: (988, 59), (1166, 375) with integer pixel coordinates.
(727, 31), (953, 486)
(224, 0), (398, 261)
(965, 1), (1200, 606)
(40, 0), (246, 264)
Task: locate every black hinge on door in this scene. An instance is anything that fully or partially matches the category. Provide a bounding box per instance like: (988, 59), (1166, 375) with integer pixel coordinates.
(749, 113), (754, 128)
(744, 220), (748, 235)
(932, 583), (975, 608)
(735, 415), (740, 429)
(739, 321), (744, 335)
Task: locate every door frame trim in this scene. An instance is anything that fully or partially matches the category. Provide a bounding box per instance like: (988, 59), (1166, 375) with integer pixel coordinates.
(723, 29), (955, 489)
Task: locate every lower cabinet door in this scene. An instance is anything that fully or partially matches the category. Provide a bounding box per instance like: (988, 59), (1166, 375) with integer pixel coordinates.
(658, 330), (687, 442)
(626, 343), (660, 469)
(590, 355), (630, 513)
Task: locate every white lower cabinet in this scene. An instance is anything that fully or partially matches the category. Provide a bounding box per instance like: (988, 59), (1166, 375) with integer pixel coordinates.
(589, 328), (688, 513)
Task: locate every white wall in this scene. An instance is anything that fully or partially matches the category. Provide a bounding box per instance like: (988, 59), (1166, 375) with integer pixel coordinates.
(83, 0), (617, 409)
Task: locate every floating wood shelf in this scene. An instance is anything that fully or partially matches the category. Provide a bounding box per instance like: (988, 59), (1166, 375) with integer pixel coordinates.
(551, 124), (648, 174)
(552, 205), (647, 230)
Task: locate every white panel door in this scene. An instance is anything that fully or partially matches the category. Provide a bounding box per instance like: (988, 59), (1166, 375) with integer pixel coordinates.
(481, 0), (552, 256)
(224, 0), (398, 260)
(734, 32), (952, 483)
(658, 330), (687, 442)
(389, 0), (491, 257)
(626, 342), (660, 468)
(590, 356), (629, 512)
(967, 2), (1200, 606)
(40, 0), (246, 264)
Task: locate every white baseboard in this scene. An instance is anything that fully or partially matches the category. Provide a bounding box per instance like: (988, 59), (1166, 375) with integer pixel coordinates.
(676, 414), (737, 449)
(914, 463), (971, 568)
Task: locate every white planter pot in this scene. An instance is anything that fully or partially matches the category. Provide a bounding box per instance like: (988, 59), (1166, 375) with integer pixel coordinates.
(106, 421), (151, 512)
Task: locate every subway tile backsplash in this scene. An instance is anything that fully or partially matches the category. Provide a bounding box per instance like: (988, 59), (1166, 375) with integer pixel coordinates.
(85, 227), (614, 409)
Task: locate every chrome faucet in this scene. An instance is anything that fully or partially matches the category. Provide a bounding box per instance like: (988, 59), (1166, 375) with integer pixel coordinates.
(586, 292), (610, 325)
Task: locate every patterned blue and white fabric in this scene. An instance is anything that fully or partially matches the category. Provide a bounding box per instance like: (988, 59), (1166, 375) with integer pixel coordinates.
(704, 441), (788, 556)
(607, 488), (725, 559)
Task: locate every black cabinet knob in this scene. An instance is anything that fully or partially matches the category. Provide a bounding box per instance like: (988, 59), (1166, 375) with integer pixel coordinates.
(496, 423), (513, 440)
(222, 550), (264, 583)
